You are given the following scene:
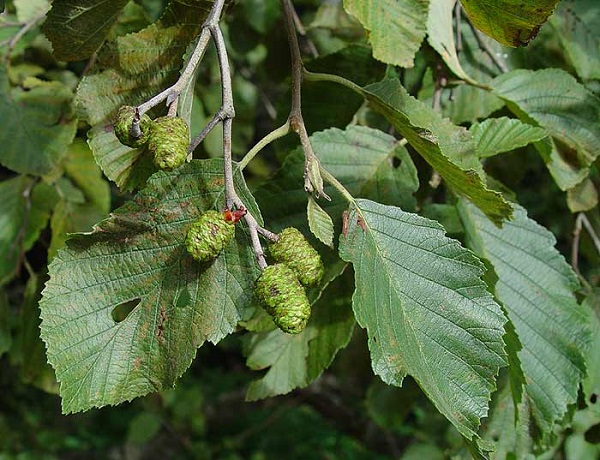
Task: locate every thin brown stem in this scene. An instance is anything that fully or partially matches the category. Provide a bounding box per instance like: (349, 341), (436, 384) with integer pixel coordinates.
(211, 22), (269, 269)
(280, 0), (326, 198)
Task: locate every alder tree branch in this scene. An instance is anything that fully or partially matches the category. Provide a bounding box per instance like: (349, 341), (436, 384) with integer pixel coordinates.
(210, 22), (275, 268)
(1, 11), (46, 62)
(131, 0), (228, 137)
(281, 0), (330, 199)
(130, 0), (276, 269)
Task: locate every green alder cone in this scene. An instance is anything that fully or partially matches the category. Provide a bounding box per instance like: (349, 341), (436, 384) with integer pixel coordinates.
(270, 227), (324, 286)
(185, 210), (235, 263)
(114, 106), (152, 148)
(255, 264), (311, 334)
(148, 116), (190, 170)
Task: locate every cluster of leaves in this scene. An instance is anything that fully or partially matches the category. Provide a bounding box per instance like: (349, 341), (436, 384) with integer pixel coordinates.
(1, 0), (599, 459)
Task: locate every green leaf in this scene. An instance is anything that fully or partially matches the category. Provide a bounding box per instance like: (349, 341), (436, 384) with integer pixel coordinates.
(11, 272), (58, 394)
(338, 199), (507, 440)
(0, 177), (58, 285)
(245, 267), (354, 400)
(40, 159), (262, 413)
(76, 2), (214, 125)
(458, 200), (590, 440)
(550, 0), (600, 81)
(88, 124), (158, 192)
(0, 69), (77, 177)
(582, 291), (600, 415)
(307, 196), (334, 248)
(256, 125), (419, 232)
(491, 69), (600, 189)
(437, 20), (507, 124)
(459, 0), (560, 47)
(14, 0), (50, 22)
(0, 289), (10, 357)
(483, 383), (534, 459)
(63, 139), (111, 214)
(470, 117), (547, 158)
(427, 0), (474, 83)
(42, 0), (129, 61)
(567, 179), (599, 213)
(359, 79), (512, 224)
(49, 199), (108, 261)
(343, 0), (429, 67)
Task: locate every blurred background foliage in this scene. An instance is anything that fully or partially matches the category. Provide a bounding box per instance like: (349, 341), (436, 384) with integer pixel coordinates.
(0, 0), (598, 458)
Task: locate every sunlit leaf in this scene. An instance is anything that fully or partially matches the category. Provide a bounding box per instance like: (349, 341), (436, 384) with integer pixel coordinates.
(359, 79), (512, 224)
(0, 69), (77, 177)
(491, 69), (600, 190)
(307, 197), (334, 248)
(339, 199), (507, 440)
(470, 117), (547, 158)
(460, 0), (560, 47)
(459, 200), (590, 440)
(40, 159), (261, 413)
(343, 0), (429, 67)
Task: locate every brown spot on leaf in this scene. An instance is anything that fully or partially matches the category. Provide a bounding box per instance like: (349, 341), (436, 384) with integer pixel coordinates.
(157, 306), (167, 343)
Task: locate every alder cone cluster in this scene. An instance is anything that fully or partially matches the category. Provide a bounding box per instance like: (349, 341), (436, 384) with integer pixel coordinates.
(148, 116), (190, 171)
(255, 264), (311, 334)
(270, 227), (324, 286)
(185, 210), (235, 263)
(113, 106), (152, 148)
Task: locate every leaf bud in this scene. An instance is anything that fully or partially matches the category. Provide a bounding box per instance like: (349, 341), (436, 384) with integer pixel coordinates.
(148, 116), (190, 170)
(270, 227), (324, 286)
(114, 106), (152, 148)
(185, 210), (235, 263)
(255, 264), (311, 334)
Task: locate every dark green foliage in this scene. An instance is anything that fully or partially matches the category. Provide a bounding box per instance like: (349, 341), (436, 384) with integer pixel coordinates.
(270, 227), (324, 286)
(255, 264), (311, 334)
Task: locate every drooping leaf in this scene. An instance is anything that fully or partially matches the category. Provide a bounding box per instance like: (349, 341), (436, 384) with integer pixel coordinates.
(359, 78), (512, 224)
(427, 0), (474, 83)
(307, 197), (334, 248)
(437, 19), (507, 124)
(470, 117), (547, 158)
(63, 138), (111, 214)
(0, 69), (77, 177)
(40, 159), (262, 413)
(245, 265), (354, 400)
(42, 0), (130, 61)
(339, 199), (507, 440)
(459, 0), (560, 47)
(550, 0), (600, 81)
(343, 0), (429, 67)
(458, 200), (590, 440)
(0, 177), (58, 285)
(87, 124), (158, 192)
(491, 69), (600, 190)
(567, 179), (599, 213)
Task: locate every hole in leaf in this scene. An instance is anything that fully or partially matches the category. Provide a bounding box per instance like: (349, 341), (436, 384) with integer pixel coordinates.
(591, 393), (598, 404)
(111, 299), (141, 323)
(391, 156), (402, 168)
(585, 423), (600, 444)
